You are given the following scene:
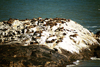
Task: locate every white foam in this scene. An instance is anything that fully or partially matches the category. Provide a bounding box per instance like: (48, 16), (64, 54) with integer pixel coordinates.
(90, 57), (100, 60)
(66, 64), (76, 67)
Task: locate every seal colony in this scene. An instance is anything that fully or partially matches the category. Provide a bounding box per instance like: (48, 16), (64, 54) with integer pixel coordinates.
(0, 18), (100, 67)
(0, 17), (99, 54)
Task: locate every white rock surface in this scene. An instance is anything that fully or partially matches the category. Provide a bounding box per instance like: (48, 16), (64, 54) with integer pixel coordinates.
(0, 18), (99, 54)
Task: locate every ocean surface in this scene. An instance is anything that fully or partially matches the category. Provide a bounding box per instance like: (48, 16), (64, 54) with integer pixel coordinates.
(0, 0), (100, 66)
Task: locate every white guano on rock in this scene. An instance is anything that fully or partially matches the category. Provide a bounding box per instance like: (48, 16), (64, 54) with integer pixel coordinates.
(0, 18), (99, 54)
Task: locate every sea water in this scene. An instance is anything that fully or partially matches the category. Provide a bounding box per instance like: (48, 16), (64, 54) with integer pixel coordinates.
(66, 58), (100, 67)
(0, 0), (100, 66)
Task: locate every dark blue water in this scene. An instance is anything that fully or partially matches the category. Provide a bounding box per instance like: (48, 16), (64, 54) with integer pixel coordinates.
(73, 60), (100, 67)
(0, 0), (100, 33)
(0, 0), (100, 66)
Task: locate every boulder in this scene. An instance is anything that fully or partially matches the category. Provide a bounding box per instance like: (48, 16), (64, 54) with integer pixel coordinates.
(0, 18), (100, 67)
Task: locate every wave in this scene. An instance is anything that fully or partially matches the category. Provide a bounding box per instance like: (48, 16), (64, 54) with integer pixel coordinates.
(90, 57), (100, 60)
(66, 60), (80, 67)
(85, 26), (100, 28)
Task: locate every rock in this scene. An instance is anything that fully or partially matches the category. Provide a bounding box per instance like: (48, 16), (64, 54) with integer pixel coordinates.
(96, 31), (100, 37)
(94, 31), (100, 58)
(0, 44), (100, 67)
(96, 31), (100, 43)
(0, 44), (70, 67)
(0, 18), (100, 66)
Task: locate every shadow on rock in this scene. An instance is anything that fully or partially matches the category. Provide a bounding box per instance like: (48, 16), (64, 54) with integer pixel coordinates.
(0, 44), (70, 67)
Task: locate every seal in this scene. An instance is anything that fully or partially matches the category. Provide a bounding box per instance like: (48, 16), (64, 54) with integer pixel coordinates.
(0, 18), (99, 54)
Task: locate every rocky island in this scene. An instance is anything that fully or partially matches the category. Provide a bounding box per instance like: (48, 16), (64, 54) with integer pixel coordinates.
(0, 18), (100, 67)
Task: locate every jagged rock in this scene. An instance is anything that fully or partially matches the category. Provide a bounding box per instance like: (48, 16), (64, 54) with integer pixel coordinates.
(0, 45), (70, 67)
(94, 31), (100, 58)
(0, 18), (100, 67)
(0, 43), (100, 67)
(96, 31), (100, 43)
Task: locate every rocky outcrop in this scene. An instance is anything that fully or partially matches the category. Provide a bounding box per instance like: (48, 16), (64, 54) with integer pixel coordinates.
(0, 44), (70, 67)
(0, 18), (100, 67)
(94, 31), (100, 58)
(96, 31), (100, 43)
